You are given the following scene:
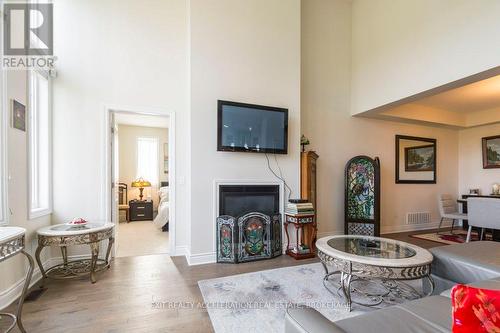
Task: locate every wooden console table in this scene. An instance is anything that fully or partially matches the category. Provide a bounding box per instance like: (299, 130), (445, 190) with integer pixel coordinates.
(284, 213), (317, 259)
(35, 222), (114, 284)
(0, 227), (34, 333)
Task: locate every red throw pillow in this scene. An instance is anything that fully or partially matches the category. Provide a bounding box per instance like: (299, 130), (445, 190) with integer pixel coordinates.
(451, 284), (500, 333)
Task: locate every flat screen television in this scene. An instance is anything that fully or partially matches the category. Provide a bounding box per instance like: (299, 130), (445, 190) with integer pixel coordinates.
(217, 100), (288, 154)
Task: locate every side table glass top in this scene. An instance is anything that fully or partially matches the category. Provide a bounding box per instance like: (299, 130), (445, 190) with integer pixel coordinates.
(327, 236), (416, 259)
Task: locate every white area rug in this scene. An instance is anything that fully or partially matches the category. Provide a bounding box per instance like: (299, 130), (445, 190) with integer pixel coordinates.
(198, 262), (422, 333)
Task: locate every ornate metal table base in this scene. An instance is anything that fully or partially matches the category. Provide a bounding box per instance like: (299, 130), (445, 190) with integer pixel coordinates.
(319, 250), (434, 311)
(36, 227), (114, 284)
(0, 230), (34, 333)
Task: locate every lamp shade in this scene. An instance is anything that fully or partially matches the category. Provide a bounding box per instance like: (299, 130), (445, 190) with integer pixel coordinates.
(131, 178), (151, 188)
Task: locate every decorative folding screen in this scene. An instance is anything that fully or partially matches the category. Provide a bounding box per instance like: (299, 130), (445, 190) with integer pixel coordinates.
(344, 156), (381, 236)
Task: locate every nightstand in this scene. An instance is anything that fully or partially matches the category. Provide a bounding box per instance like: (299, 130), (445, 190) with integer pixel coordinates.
(129, 200), (153, 221)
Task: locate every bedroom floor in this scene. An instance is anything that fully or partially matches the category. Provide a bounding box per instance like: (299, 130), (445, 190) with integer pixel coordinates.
(116, 220), (169, 257)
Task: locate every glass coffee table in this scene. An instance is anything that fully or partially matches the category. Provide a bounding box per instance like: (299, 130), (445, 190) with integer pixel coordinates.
(316, 235), (434, 311)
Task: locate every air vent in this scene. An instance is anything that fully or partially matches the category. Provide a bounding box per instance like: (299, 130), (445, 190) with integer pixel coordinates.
(406, 212), (431, 225)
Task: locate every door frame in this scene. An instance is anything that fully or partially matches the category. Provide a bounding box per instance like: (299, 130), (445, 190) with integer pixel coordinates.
(101, 104), (176, 257)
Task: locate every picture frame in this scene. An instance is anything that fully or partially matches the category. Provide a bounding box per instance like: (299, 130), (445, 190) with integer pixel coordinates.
(482, 135), (500, 169)
(12, 99), (26, 131)
(404, 144), (435, 172)
(395, 135), (436, 184)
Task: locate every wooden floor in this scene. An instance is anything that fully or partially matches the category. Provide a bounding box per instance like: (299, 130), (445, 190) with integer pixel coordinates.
(1, 229), (448, 333)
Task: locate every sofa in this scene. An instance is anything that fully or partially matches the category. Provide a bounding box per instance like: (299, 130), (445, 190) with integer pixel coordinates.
(285, 241), (500, 333)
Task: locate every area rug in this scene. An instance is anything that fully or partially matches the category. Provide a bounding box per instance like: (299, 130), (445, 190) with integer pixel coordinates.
(410, 230), (489, 245)
(198, 263), (423, 333)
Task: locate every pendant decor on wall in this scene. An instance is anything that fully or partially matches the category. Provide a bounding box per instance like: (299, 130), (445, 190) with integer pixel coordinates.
(344, 155), (381, 236)
(216, 212), (281, 263)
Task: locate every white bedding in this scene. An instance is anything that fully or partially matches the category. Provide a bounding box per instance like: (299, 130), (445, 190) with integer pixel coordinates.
(153, 187), (169, 227)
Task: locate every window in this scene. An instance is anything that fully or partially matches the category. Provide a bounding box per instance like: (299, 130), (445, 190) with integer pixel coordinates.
(136, 137), (159, 186)
(29, 70), (51, 218)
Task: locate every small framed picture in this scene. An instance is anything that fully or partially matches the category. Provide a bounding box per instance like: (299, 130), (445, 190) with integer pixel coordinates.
(12, 99), (26, 131)
(482, 135), (500, 169)
(404, 144), (435, 172)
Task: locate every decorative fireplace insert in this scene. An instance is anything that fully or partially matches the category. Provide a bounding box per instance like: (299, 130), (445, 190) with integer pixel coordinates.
(216, 185), (282, 263)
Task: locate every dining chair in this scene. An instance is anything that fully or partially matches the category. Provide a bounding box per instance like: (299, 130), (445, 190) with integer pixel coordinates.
(466, 198), (500, 242)
(118, 183), (130, 222)
(437, 194), (467, 235)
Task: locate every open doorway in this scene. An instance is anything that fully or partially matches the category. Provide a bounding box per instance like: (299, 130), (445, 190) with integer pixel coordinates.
(110, 111), (172, 258)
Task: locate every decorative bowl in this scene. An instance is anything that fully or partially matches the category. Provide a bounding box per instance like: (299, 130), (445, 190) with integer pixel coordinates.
(67, 218), (88, 227)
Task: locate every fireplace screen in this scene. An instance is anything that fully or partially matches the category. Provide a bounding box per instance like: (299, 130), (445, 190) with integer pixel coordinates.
(217, 212), (281, 263)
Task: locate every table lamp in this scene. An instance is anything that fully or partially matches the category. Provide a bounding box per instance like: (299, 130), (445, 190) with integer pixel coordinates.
(131, 177), (151, 201)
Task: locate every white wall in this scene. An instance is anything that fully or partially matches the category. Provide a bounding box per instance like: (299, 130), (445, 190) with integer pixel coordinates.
(302, 0), (459, 235)
(118, 124), (168, 210)
(0, 71), (52, 305)
(351, 0), (500, 115)
(189, 0), (301, 257)
(52, 0), (189, 253)
(459, 123), (500, 195)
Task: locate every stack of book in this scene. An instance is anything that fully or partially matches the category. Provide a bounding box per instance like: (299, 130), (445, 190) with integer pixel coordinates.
(286, 200), (314, 216)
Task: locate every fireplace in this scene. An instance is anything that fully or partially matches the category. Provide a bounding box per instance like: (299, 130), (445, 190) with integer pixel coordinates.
(216, 184), (282, 263)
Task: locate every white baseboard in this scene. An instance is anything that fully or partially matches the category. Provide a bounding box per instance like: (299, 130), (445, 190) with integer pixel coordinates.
(172, 245), (188, 257)
(0, 257), (50, 310)
(381, 221), (442, 234)
(0, 254), (104, 310)
(317, 222), (442, 238)
(186, 251), (216, 266)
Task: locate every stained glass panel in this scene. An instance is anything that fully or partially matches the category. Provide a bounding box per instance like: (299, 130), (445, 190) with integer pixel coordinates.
(347, 158), (375, 220)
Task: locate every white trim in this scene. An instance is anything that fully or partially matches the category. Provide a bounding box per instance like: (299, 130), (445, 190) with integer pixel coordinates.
(173, 245), (188, 257)
(316, 221), (443, 239)
(0, 257), (49, 310)
(0, 60), (8, 226)
(186, 251), (216, 266)
(380, 221), (443, 234)
(27, 71), (53, 220)
(0, 254), (99, 309)
(101, 104), (177, 256)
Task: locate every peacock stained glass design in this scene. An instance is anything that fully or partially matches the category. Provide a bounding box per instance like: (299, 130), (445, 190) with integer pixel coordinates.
(216, 212), (281, 263)
(243, 217), (265, 255)
(347, 159), (375, 219)
(345, 156), (380, 236)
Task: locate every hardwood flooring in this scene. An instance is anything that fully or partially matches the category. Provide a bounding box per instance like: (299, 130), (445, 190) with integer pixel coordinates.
(1, 229), (448, 333)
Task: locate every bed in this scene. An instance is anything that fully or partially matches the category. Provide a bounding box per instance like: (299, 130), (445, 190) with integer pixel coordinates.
(153, 186), (169, 231)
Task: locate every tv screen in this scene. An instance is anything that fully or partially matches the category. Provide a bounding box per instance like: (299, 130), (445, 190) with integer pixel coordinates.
(217, 100), (288, 154)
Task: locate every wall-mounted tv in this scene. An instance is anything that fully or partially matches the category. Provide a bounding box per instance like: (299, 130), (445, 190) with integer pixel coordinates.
(217, 100), (288, 154)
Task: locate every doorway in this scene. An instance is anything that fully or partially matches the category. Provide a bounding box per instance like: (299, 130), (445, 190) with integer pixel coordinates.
(104, 107), (175, 258)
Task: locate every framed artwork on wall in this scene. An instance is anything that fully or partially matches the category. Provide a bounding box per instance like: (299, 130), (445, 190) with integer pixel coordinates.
(12, 99), (26, 131)
(404, 144), (435, 172)
(395, 135), (436, 184)
(482, 135), (500, 169)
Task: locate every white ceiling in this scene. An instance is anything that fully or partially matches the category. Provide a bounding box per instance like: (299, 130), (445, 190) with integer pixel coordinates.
(413, 75), (500, 114)
(359, 73), (500, 129)
(114, 112), (169, 128)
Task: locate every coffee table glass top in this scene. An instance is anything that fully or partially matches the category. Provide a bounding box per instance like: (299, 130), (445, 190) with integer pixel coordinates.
(326, 236), (416, 259)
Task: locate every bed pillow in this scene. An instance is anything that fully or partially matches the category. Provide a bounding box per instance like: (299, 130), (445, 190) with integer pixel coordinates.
(159, 186), (169, 201)
(451, 284), (500, 333)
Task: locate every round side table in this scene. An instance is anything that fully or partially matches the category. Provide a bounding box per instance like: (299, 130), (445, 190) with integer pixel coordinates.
(0, 227), (34, 333)
(35, 222), (115, 284)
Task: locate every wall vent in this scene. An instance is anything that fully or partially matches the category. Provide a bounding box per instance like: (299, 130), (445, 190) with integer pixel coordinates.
(406, 212), (431, 225)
